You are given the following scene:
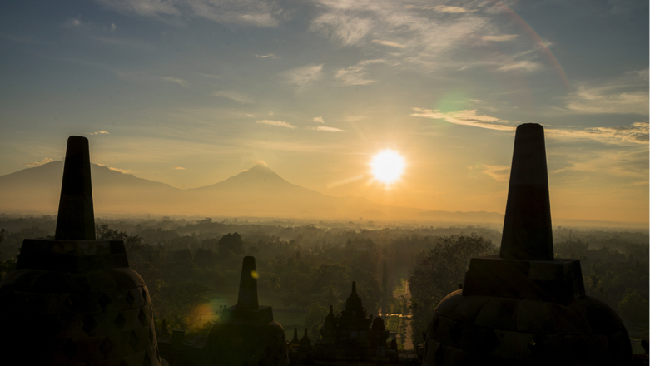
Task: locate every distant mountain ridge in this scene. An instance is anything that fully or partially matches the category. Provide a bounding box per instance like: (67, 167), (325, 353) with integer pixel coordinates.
(0, 161), (503, 221)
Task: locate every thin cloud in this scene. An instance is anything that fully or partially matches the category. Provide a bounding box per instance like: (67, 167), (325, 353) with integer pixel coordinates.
(310, 0), (520, 73)
(160, 77), (188, 88)
(282, 64), (324, 90)
(434, 6), (476, 13)
(63, 16), (91, 28)
(547, 122), (649, 146)
(483, 34), (518, 42)
(111, 22), (117, 31)
(372, 39), (406, 48)
(171, 166), (186, 170)
(498, 61), (542, 72)
(212, 91), (254, 103)
(256, 53), (279, 59)
(23, 158), (53, 167)
(256, 120), (296, 129)
(308, 126), (344, 132)
(313, 116), (325, 123)
(88, 131), (110, 135)
(478, 165), (510, 181)
(108, 166), (134, 174)
(96, 0), (279, 27)
(311, 12), (373, 46)
(563, 86), (648, 115)
(411, 108), (516, 131)
(335, 65), (375, 86)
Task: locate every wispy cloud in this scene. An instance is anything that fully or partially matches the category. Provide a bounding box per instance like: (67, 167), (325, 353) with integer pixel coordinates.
(310, 0), (494, 71)
(563, 87), (648, 115)
(552, 149), (648, 178)
(476, 165), (510, 181)
(171, 166), (186, 170)
(497, 61), (542, 72)
(88, 131), (110, 135)
(557, 69), (649, 116)
(433, 5), (476, 13)
(313, 116), (325, 123)
(160, 76), (188, 88)
(308, 126), (344, 132)
(335, 65), (376, 86)
(483, 34), (518, 42)
(23, 157), (53, 167)
(256, 53), (279, 59)
(282, 64), (324, 91)
(96, 0), (279, 27)
(63, 16), (91, 28)
(108, 166), (134, 174)
(212, 91), (254, 103)
(372, 39), (405, 48)
(547, 122), (649, 146)
(111, 22), (117, 31)
(256, 120), (296, 129)
(411, 108), (516, 131)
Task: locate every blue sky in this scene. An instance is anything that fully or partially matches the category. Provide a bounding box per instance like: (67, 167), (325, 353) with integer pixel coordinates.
(0, 0), (647, 222)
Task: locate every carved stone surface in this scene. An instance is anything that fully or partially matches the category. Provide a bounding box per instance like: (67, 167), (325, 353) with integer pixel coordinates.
(204, 256), (288, 366)
(0, 136), (161, 366)
(423, 125), (633, 366)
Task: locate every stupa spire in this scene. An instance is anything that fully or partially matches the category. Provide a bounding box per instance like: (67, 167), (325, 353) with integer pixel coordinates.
(500, 123), (553, 260)
(55, 136), (96, 240)
(236, 256), (259, 309)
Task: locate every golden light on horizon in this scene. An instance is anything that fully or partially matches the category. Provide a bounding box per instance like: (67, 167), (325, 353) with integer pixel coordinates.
(371, 150), (405, 185)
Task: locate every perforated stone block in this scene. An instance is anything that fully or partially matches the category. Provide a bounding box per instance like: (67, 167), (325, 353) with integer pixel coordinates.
(463, 256), (585, 304)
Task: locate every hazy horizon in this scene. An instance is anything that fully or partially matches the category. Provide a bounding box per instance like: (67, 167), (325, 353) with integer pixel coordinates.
(0, 0), (647, 224)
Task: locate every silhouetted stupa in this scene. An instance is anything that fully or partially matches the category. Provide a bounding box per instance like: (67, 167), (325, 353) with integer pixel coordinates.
(204, 256), (288, 365)
(0, 136), (163, 365)
(422, 124), (633, 365)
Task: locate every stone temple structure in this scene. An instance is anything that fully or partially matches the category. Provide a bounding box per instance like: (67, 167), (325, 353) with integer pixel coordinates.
(422, 123), (633, 365)
(0, 136), (163, 365)
(204, 255), (288, 365)
(304, 282), (397, 365)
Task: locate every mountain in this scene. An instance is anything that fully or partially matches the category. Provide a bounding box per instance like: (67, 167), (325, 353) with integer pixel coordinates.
(0, 161), (182, 215)
(0, 161), (496, 221)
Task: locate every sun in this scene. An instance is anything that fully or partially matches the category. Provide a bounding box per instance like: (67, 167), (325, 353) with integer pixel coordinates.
(371, 150), (405, 185)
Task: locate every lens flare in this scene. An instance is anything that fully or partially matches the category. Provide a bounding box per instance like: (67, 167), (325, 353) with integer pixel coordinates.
(371, 150), (405, 185)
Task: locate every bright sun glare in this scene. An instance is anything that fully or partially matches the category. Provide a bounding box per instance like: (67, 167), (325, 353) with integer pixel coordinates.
(371, 150), (405, 185)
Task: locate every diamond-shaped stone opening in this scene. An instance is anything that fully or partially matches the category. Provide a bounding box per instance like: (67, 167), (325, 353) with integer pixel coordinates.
(142, 288), (148, 304)
(62, 338), (78, 361)
(114, 312), (127, 330)
(99, 337), (115, 359)
(98, 293), (112, 313)
(82, 314), (98, 336)
(129, 330), (140, 351)
(138, 308), (148, 327)
(126, 291), (135, 306)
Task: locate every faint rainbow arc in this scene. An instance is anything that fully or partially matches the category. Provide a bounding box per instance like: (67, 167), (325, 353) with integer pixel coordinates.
(492, 1), (572, 91)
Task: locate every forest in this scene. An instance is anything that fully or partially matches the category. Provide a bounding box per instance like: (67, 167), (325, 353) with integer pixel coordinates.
(0, 215), (647, 351)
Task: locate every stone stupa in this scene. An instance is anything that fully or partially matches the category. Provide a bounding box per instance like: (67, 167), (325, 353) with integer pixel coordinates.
(422, 123), (632, 365)
(204, 256), (288, 365)
(0, 136), (163, 365)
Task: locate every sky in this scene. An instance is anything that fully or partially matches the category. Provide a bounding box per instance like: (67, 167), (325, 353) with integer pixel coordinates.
(0, 0), (648, 223)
